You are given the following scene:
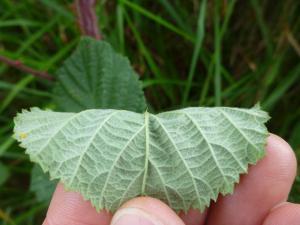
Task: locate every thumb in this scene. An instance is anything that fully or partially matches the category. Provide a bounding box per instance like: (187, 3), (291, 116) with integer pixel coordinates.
(111, 197), (185, 225)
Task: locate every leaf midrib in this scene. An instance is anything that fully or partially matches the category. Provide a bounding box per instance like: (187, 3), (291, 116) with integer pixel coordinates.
(98, 122), (146, 208)
(141, 111), (150, 195)
(151, 114), (201, 210)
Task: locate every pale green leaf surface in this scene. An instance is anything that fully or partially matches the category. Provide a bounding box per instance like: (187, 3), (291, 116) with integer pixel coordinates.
(54, 37), (146, 113)
(14, 106), (269, 212)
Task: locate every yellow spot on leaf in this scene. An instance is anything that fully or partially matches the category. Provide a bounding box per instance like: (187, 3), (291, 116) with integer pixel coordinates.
(19, 132), (28, 139)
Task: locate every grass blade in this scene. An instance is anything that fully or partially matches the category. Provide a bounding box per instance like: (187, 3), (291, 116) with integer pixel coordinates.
(157, 0), (192, 34)
(262, 64), (300, 110)
(250, 0), (273, 56)
(213, 0), (222, 106)
(121, 0), (194, 42)
(124, 10), (176, 103)
(0, 75), (34, 114)
(182, 0), (207, 106)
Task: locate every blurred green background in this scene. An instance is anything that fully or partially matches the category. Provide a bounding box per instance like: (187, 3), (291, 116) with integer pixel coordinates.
(0, 0), (299, 224)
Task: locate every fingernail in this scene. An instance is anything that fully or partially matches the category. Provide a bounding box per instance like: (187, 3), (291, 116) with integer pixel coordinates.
(111, 208), (164, 225)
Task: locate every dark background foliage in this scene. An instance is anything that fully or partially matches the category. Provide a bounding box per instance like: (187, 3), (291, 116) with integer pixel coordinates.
(0, 0), (299, 224)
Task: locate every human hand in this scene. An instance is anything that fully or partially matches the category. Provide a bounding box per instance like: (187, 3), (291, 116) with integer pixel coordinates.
(42, 134), (300, 225)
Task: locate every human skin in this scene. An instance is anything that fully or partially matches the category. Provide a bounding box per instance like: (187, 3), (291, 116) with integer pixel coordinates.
(42, 134), (300, 225)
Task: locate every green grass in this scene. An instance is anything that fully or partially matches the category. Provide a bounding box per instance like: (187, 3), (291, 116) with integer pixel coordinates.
(182, 0), (207, 106)
(0, 0), (300, 224)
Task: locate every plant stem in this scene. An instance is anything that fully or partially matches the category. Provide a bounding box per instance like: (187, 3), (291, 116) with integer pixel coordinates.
(75, 0), (102, 40)
(0, 55), (53, 80)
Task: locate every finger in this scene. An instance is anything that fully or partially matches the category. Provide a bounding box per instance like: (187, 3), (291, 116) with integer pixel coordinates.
(206, 134), (297, 225)
(178, 209), (207, 225)
(43, 183), (112, 225)
(263, 202), (300, 225)
(111, 197), (185, 225)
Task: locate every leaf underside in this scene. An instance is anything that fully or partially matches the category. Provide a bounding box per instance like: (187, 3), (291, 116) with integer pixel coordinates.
(14, 105), (269, 212)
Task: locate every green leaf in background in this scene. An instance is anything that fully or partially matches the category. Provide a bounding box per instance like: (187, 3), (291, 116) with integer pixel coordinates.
(30, 165), (56, 202)
(14, 105), (269, 212)
(54, 37), (146, 113)
(0, 162), (10, 186)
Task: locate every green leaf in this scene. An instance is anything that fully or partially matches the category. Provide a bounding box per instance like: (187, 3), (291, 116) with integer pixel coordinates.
(54, 37), (146, 113)
(14, 106), (269, 212)
(0, 162), (10, 186)
(30, 165), (56, 202)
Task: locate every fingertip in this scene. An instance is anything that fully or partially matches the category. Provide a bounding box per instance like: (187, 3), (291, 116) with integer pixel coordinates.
(263, 202), (300, 225)
(43, 183), (112, 225)
(266, 133), (297, 183)
(111, 197), (184, 225)
(267, 133), (294, 156)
